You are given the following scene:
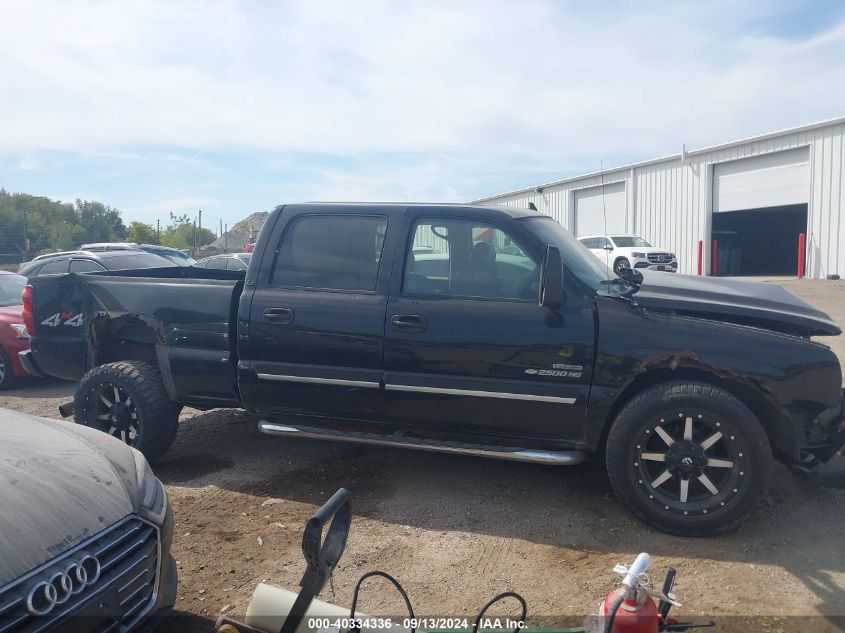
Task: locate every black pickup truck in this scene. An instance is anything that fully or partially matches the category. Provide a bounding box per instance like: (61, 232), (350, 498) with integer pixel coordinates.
(20, 203), (845, 534)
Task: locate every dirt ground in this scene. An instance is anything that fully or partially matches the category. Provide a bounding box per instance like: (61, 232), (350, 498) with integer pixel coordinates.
(2, 279), (844, 632)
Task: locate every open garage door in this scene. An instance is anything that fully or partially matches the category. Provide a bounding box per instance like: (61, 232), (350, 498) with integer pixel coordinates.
(711, 148), (809, 276)
(574, 181), (626, 237)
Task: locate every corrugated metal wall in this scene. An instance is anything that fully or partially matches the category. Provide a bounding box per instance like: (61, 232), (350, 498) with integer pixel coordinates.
(475, 120), (845, 278)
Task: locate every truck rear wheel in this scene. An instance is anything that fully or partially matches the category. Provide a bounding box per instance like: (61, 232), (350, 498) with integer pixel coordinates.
(605, 381), (772, 535)
(74, 361), (180, 460)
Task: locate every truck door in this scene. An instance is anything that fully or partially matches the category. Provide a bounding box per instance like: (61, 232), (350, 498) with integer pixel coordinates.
(383, 209), (595, 443)
(240, 207), (395, 421)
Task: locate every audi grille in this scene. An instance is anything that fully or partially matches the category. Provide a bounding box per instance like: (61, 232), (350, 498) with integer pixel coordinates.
(0, 517), (159, 632)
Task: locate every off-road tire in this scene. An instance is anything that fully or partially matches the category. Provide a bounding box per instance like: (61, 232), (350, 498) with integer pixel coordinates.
(0, 348), (16, 390)
(74, 361), (180, 460)
(606, 381), (772, 535)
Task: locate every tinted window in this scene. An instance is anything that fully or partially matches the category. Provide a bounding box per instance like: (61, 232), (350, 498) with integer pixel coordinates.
(226, 257), (248, 271)
(272, 215), (387, 291)
(581, 238), (599, 248)
(69, 259), (106, 273)
(205, 257), (228, 270)
(404, 219), (538, 300)
(38, 259), (69, 275)
(102, 253), (177, 270)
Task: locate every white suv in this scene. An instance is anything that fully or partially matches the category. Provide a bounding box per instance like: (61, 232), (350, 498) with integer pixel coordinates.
(579, 234), (677, 275)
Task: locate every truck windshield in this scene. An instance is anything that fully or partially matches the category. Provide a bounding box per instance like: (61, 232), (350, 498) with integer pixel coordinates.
(520, 216), (611, 291)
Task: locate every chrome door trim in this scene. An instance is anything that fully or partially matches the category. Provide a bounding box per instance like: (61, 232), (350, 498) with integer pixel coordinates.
(256, 373), (380, 389)
(384, 383), (576, 404)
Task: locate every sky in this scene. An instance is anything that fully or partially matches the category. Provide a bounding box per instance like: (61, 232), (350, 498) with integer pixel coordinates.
(1, 0), (845, 230)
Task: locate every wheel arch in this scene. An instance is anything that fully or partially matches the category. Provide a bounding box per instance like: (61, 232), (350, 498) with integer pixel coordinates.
(598, 367), (796, 461)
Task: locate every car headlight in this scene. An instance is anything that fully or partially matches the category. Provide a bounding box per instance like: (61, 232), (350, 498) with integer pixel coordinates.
(631, 252), (646, 258)
(9, 323), (29, 339)
(133, 448), (167, 523)
(670, 253), (676, 260)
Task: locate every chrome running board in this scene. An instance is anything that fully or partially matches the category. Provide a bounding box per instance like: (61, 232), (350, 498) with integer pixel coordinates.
(257, 421), (588, 465)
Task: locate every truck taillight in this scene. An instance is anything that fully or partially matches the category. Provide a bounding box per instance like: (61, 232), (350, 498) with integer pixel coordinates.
(21, 286), (35, 336)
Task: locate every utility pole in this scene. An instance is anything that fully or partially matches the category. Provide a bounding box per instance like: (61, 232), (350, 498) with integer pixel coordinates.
(156, 219), (160, 243)
(198, 209), (202, 245)
(219, 218), (223, 240)
(22, 207), (29, 262)
(193, 219), (197, 255)
(224, 223), (228, 253)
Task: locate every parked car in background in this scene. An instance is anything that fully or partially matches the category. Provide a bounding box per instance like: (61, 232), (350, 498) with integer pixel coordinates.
(579, 234), (677, 275)
(194, 252), (252, 271)
(136, 244), (196, 266)
(18, 250), (178, 278)
(0, 272), (30, 389)
(0, 408), (177, 630)
(81, 242), (197, 266)
(21, 202), (845, 535)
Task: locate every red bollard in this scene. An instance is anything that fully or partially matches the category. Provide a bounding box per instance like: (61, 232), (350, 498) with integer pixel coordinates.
(711, 240), (719, 276)
(797, 233), (806, 278)
(697, 240), (703, 276)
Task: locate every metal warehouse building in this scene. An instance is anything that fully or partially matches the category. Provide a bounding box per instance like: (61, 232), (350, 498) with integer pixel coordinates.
(472, 117), (845, 279)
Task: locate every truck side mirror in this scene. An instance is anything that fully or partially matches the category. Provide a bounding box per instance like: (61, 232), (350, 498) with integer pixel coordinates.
(539, 245), (565, 309)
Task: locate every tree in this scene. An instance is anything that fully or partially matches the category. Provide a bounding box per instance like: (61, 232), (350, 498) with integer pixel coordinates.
(160, 212), (215, 252)
(0, 190), (126, 258)
(126, 221), (158, 245)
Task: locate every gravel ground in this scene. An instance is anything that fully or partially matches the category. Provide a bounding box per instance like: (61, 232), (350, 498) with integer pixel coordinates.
(2, 278), (844, 633)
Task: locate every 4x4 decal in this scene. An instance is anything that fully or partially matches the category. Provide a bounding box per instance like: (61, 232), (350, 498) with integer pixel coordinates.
(41, 312), (83, 327)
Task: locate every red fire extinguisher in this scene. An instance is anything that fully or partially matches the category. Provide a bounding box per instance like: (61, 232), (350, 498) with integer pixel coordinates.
(586, 553), (693, 633)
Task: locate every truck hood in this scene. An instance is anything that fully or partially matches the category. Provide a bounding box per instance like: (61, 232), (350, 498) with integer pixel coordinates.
(632, 273), (841, 337)
(0, 410), (135, 585)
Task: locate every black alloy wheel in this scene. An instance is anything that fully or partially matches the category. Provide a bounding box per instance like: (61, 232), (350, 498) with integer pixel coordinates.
(606, 381), (772, 535)
(88, 382), (140, 446)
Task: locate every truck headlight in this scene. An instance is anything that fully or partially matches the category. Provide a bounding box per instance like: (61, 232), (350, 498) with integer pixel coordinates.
(133, 449), (166, 523)
(632, 252), (646, 259)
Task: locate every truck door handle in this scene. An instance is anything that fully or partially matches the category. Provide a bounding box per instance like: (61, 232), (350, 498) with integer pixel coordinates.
(390, 314), (426, 332)
(264, 307), (294, 325)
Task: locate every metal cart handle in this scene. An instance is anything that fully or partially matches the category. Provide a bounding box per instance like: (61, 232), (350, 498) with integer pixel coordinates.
(279, 488), (352, 633)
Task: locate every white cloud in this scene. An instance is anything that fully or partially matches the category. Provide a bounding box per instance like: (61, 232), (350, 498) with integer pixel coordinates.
(0, 0), (843, 206)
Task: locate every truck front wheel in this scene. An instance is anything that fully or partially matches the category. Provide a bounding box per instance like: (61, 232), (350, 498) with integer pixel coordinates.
(74, 361), (180, 460)
(605, 381), (772, 535)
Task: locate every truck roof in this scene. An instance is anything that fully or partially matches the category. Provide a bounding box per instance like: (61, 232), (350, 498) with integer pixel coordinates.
(282, 202), (544, 219)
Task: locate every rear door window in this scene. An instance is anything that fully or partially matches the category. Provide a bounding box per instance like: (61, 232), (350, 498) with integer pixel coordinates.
(205, 258), (228, 270)
(69, 259), (106, 273)
(272, 215), (388, 291)
(38, 259), (70, 275)
(226, 258), (248, 271)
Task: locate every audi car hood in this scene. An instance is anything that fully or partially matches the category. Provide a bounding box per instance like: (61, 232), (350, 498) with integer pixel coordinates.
(632, 272), (841, 337)
(0, 409), (136, 586)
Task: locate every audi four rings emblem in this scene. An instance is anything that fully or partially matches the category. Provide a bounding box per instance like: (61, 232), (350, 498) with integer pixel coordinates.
(25, 554), (101, 616)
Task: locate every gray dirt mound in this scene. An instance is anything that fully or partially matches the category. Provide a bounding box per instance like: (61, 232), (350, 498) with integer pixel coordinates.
(201, 211), (268, 255)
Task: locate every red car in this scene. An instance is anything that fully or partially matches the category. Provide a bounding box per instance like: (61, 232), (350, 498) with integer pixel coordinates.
(0, 271), (30, 389)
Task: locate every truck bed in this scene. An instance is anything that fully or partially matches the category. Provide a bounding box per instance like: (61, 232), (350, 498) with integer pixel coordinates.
(27, 266), (245, 408)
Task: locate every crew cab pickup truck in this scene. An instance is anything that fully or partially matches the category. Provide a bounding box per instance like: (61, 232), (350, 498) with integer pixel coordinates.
(20, 203), (845, 535)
